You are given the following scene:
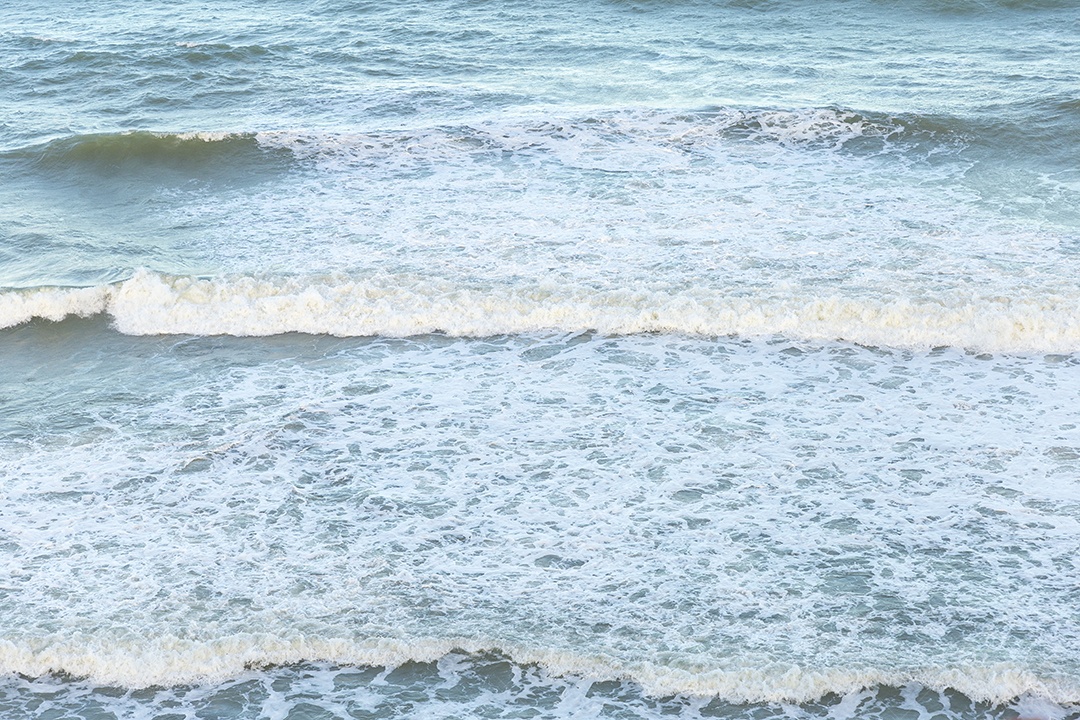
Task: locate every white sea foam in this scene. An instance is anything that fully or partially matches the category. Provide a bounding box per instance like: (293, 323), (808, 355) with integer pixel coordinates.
(239, 107), (911, 181)
(169, 130), (237, 142)
(3, 331), (1080, 713)
(3, 270), (1080, 352)
(0, 284), (109, 327)
(1, 634), (1077, 704)
(6, 2), (1080, 718)
(250, 107), (911, 162)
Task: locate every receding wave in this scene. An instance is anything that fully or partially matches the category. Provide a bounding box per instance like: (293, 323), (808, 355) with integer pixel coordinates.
(3, 270), (1080, 353)
(1, 633), (1077, 704)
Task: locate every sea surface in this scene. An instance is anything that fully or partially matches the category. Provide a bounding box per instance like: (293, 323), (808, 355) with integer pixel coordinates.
(3, 1), (1080, 718)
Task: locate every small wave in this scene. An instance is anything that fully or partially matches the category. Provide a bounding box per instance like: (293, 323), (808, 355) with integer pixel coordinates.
(0, 633), (1077, 705)
(917, 0), (1076, 13)
(1, 131), (286, 173)
(3, 270), (1080, 353)
(693, 107), (917, 149)
(0, 106), (961, 178)
(174, 42), (275, 59)
(250, 106), (958, 172)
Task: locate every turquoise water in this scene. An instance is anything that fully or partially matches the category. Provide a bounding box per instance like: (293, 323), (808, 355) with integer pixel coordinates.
(2, 1), (1080, 718)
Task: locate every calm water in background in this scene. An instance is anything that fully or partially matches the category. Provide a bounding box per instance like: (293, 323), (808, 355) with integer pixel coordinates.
(2, 1), (1080, 718)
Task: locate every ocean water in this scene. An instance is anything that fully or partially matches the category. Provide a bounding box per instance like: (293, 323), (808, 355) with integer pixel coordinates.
(2, 1), (1080, 718)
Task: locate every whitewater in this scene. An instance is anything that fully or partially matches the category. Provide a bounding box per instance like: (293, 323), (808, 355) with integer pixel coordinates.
(3, 0), (1080, 718)
(7, 269), (1080, 353)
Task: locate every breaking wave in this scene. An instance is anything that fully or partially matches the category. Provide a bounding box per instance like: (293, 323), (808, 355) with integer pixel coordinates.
(0, 105), (966, 175)
(3, 270), (1080, 353)
(2, 634), (1078, 705)
(0, 131), (291, 180)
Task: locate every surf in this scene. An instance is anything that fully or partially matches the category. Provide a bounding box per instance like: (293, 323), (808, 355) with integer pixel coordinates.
(3, 270), (1080, 353)
(2, 634), (1077, 705)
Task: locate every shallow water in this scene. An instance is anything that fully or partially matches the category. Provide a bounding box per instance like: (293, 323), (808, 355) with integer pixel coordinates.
(2, 0), (1080, 718)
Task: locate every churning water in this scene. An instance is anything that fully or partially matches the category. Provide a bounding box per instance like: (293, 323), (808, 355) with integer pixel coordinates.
(2, 1), (1080, 718)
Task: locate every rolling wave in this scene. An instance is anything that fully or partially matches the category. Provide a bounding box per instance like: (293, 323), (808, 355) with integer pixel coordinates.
(3, 270), (1079, 352)
(1, 633), (1076, 704)
(0, 131), (288, 175)
(0, 105), (966, 175)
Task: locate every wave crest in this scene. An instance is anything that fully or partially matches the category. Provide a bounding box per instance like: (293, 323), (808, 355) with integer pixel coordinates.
(2, 105), (960, 177)
(1, 633), (1077, 704)
(3, 270), (1080, 353)
(251, 106), (950, 172)
(2, 131), (283, 172)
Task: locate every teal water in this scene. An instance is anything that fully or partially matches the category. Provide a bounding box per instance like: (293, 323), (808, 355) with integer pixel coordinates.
(2, 1), (1080, 718)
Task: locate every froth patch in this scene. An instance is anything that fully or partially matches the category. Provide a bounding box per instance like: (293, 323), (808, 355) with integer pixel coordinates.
(4, 270), (1080, 352)
(247, 106), (921, 173)
(0, 284), (109, 328)
(1, 635), (1077, 705)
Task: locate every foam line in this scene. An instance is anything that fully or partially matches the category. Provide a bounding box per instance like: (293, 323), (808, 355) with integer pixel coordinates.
(1, 634), (1077, 704)
(3, 270), (1080, 352)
